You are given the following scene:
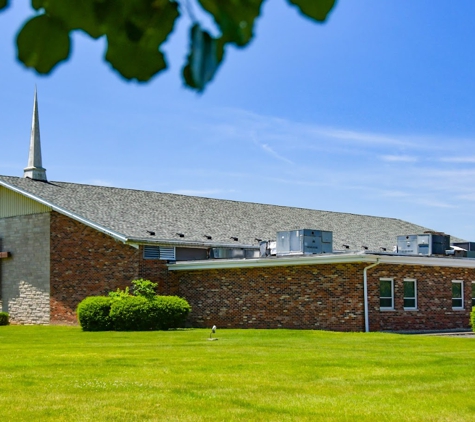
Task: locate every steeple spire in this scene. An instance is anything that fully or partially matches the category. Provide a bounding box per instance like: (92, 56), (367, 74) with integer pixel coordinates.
(24, 87), (47, 181)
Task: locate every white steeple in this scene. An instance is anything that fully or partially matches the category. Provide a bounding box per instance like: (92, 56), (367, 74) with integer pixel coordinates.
(24, 87), (47, 181)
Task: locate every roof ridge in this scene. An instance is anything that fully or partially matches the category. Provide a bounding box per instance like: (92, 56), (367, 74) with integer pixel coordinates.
(0, 174), (411, 222)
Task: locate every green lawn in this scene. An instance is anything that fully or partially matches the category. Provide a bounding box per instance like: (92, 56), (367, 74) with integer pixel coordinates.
(0, 327), (474, 421)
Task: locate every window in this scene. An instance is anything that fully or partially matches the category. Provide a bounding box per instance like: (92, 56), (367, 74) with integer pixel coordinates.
(452, 281), (464, 309)
(404, 279), (417, 309)
(472, 282), (475, 308)
(380, 278), (394, 310)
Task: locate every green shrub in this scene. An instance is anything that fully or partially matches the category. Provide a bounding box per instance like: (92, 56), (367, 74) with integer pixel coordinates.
(471, 308), (475, 332)
(77, 296), (113, 331)
(153, 296), (191, 330)
(110, 296), (154, 331)
(110, 295), (191, 331)
(108, 286), (131, 300)
(131, 279), (157, 300)
(0, 312), (9, 326)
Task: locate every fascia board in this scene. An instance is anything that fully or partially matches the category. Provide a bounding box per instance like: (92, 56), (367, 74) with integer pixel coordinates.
(169, 253), (475, 271)
(127, 238), (258, 249)
(378, 255), (475, 268)
(168, 254), (377, 271)
(0, 180), (129, 243)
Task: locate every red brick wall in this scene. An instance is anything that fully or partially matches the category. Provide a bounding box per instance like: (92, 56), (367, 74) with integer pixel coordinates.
(50, 212), (172, 323)
(172, 262), (474, 332)
(172, 263), (367, 331)
(139, 253), (177, 296)
(368, 264), (474, 331)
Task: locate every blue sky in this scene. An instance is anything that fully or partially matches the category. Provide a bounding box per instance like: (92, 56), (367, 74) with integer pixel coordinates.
(1, 1), (475, 241)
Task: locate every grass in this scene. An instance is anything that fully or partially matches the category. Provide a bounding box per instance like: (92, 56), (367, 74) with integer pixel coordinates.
(1, 327), (475, 421)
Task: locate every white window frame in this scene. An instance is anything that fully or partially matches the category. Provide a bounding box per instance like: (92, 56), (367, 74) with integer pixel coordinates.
(380, 278), (394, 310)
(452, 280), (464, 310)
(403, 278), (417, 310)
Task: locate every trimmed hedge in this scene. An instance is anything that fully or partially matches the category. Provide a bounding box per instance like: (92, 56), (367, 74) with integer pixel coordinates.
(110, 296), (191, 331)
(77, 296), (113, 331)
(471, 309), (475, 332)
(77, 295), (191, 331)
(152, 296), (191, 330)
(109, 296), (153, 331)
(0, 312), (9, 326)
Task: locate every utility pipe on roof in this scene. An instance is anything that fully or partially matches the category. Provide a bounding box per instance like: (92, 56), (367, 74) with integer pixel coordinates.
(363, 259), (380, 333)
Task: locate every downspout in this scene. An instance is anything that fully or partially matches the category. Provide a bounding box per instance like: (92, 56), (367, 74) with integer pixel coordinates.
(363, 259), (380, 333)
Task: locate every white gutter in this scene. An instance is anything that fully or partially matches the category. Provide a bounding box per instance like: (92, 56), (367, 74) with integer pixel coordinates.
(169, 253), (378, 270)
(0, 180), (129, 243)
(127, 238), (258, 249)
(363, 260), (380, 333)
(168, 252), (475, 271)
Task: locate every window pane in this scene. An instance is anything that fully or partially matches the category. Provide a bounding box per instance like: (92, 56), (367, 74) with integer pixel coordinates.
(404, 298), (416, 308)
(453, 298), (463, 308)
(404, 281), (415, 297)
(380, 298), (392, 308)
(452, 283), (462, 299)
(380, 280), (392, 297)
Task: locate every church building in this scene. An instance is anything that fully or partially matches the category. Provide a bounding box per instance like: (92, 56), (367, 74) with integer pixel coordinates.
(1, 92), (474, 332)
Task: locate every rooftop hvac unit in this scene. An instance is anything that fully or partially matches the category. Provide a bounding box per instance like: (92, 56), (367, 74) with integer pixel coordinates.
(396, 233), (450, 256)
(276, 229), (333, 256)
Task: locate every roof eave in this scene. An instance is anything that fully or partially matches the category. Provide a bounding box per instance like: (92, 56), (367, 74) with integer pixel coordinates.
(168, 253), (475, 271)
(127, 238), (259, 249)
(0, 179), (129, 243)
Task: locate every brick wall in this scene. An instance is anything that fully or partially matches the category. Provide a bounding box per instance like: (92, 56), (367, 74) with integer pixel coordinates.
(172, 263), (367, 331)
(50, 212), (141, 323)
(368, 264), (474, 331)
(49, 212), (171, 324)
(139, 251), (176, 295)
(172, 262), (474, 332)
(0, 213), (50, 324)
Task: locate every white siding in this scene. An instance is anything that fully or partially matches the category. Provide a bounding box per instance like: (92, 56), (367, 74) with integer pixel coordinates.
(0, 186), (51, 218)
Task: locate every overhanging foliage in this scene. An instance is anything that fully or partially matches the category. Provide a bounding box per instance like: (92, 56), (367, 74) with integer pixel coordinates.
(1, 0), (337, 91)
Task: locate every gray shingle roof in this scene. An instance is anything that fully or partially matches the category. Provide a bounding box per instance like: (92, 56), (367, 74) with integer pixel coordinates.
(0, 175), (463, 251)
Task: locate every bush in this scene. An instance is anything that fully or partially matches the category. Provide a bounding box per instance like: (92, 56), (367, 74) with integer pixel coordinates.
(0, 312), (9, 326)
(110, 296), (154, 331)
(108, 286), (131, 300)
(77, 296), (113, 331)
(131, 279), (157, 300)
(471, 308), (475, 332)
(110, 295), (191, 331)
(153, 296), (191, 330)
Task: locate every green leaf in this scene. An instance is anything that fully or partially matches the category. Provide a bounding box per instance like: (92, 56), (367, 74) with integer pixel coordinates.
(183, 24), (225, 92)
(16, 14), (70, 74)
(31, 0), (103, 38)
(103, 0), (179, 81)
(197, 0), (264, 47)
(106, 37), (167, 82)
(0, 0), (9, 11)
(287, 0), (337, 22)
